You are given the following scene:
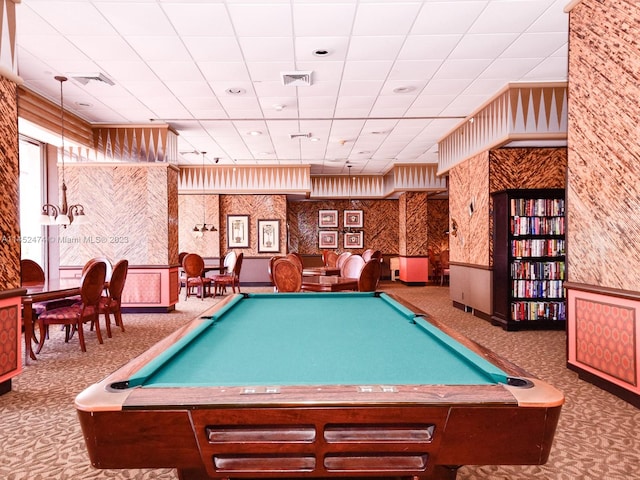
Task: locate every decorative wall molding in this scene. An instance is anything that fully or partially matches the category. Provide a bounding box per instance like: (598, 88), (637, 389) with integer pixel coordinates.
(311, 164), (446, 199)
(0, 0), (19, 82)
(179, 165), (311, 195)
(92, 124), (178, 163)
(438, 82), (568, 174)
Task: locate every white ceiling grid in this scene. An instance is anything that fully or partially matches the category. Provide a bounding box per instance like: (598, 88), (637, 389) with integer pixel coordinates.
(15, 0), (569, 174)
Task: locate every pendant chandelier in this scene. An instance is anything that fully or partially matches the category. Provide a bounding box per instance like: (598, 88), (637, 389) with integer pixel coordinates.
(192, 151), (217, 238)
(40, 75), (87, 227)
(342, 164), (359, 234)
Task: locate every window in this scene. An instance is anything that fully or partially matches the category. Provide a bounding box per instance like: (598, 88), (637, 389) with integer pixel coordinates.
(19, 136), (46, 267)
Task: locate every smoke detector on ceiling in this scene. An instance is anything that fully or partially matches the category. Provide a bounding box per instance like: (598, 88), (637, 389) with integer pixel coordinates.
(69, 72), (115, 86)
(281, 71), (313, 87)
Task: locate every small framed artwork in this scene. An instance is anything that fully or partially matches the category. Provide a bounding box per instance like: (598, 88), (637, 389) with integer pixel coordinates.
(318, 209), (338, 228)
(344, 231), (364, 249)
(227, 215), (249, 248)
(318, 231), (338, 249)
(258, 219), (280, 253)
(344, 210), (363, 228)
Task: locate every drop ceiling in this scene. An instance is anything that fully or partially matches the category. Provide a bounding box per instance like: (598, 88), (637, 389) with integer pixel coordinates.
(15, 0), (569, 174)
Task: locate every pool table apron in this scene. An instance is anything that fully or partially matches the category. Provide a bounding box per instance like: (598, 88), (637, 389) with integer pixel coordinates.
(77, 380), (562, 479)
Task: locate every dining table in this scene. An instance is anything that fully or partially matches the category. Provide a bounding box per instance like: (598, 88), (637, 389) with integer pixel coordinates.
(301, 275), (358, 292)
(301, 266), (341, 276)
(21, 279), (82, 362)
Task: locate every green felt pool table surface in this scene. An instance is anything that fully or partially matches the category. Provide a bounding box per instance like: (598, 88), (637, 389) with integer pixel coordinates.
(76, 291), (564, 480)
(136, 292), (507, 388)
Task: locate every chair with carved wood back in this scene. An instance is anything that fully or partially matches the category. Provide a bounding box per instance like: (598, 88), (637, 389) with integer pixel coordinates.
(272, 257), (303, 292)
(323, 250), (339, 267)
(35, 261), (106, 353)
(341, 254), (365, 279)
(183, 253), (212, 300)
(358, 259), (382, 292)
(212, 253), (243, 296)
(21, 259), (45, 285)
(336, 252), (352, 270)
(98, 259), (129, 337)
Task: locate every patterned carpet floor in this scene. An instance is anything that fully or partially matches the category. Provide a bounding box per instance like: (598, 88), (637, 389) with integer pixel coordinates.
(1, 282), (639, 479)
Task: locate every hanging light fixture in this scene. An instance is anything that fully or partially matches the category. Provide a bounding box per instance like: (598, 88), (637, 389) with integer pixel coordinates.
(192, 151), (217, 238)
(342, 164), (359, 234)
(40, 76), (87, 227)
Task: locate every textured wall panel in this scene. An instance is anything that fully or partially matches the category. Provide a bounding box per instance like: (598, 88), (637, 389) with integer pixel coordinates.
(449, 151), (490, 267)
(121, 272), (162, 304)
(0, 75), (19, 291)
(568, 0), (640, 290)
(178, 194), (220, 259)
(402, 192), (429, 257)
(574, 297), (636, 386)
(288, 200), (399, 255)
(58, 163), (176, 266)
(489, 148), (567, 192)
(0, 305), (18, 377)
(219, 194), (287, 257)
(426, 199), (449, 256)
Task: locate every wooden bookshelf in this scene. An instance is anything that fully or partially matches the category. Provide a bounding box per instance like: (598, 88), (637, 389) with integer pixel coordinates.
(491, 189), (566, 331)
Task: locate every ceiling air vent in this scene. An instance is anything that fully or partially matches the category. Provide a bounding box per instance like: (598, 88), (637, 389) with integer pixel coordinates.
(289, 132), (312, 140)
(70, 72), (115, 86)
(281, 71), (313, 87)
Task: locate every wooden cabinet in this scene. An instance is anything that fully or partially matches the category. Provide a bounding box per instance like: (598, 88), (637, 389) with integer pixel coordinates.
(491, 189), (566, 331)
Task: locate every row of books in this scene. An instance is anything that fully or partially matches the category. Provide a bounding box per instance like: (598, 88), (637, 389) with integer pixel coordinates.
(511, 279), (565, 299)
(510, 198), (565, 217)
(511, 260), (565, 280)
(510, 301), (566, 321)
(511, 239), (566, 258)
(510, 216), (565, 236)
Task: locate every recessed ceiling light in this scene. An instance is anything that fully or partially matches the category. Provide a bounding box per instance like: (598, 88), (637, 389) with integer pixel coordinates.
(309, 137), (320, 142)
(226, 87), (246, 95)
(75, 101), (92, 107)
(247, 130), (262, 136)
(313, 49), (330, 57)
(357, 151), (371, 155)
(392, 86), (415, 94)
(273, 104), (285, 111)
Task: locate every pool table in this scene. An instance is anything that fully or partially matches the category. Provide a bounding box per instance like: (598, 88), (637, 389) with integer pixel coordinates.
(76, 292), (563, 480)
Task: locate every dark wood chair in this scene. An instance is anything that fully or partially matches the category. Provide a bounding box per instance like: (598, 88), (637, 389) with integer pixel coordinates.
(362, 249), (375, 262)
(323, 250), (339, 267)
(20, 259), (45, 285)
(98, 259), (128, 337)
(268, 255), (284, 290)
(35, 261), (107, 353)
(358, 259), (382, 292)
(286, 252), (303, 272)
(341, 254), (365, 278)
(83, 257), (113, 283)
(212, 253), (243, 296)
(183, 253), (212, 300)
(272, 257), (302, 292)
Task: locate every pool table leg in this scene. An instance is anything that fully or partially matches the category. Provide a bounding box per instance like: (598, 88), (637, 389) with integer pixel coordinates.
(177, 468), (211, 480)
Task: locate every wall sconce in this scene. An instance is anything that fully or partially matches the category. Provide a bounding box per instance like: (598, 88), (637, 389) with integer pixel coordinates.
(449, 218), (458, 237)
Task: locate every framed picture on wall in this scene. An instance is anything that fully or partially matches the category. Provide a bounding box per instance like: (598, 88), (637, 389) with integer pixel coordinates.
(227, 215), (249, 248)
(258, 219), (280, 253)
(344, 210), (363, 228)
(318, 231), (338, 249)
(344, 231), (364, 249)
(318, 209), (338, 228)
